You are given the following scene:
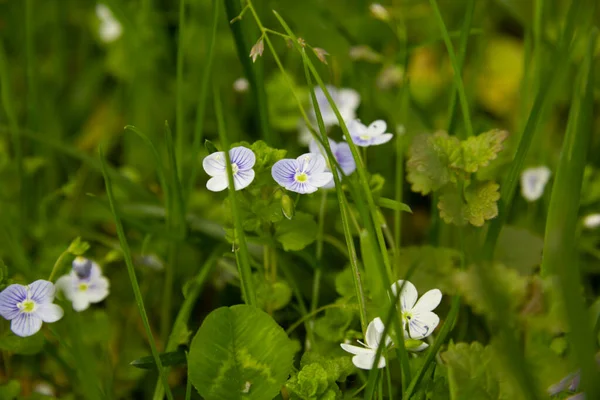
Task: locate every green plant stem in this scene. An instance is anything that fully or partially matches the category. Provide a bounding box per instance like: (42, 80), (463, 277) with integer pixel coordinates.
(48, 248), (71, 282)
(99, 148), (174, 400)
(429, 0), (473, 138)
(213, 86), (257, 306)
(175, 0), (186, 177)
(186, 0), (219, 203)
(310, 190), (327, 325)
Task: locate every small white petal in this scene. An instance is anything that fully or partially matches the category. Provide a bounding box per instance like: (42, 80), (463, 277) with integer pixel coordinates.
(347, 119), (368, 138)
(366, 120), (387, 137)
(365, 318), (384, 349)
(408, 342), (429, 352)
(352, 353), (386, 370)
(206, 176), (229, 192)
(391, 280), (418, 311)
(368, 133), (394, 145)
(413, 289), (442, 313)
(521, 166), (551, 202)
(583, 214), (600, 229)
(233, 169), (255, 191)
(87, 277), (110, 303)
(203, 152), (227, 177)
(309, 172), (333, 188)
(11, 313), (43, 337)
(340, 343), (373, 355)
(408, 311), (440, 339)
(72, 293), (91, 312)
(36, 303), (64, 323)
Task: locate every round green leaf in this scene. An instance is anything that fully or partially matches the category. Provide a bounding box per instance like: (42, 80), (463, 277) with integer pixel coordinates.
(188, 304), (295, 400)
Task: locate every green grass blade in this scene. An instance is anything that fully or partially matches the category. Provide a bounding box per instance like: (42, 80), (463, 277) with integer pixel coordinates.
(446, 0), (475, 136)
(175, 0), (187, 177)
(186, 0), (219, 203)
(224, 0), (273, 145)
(482, 0), (587, 258)
(213, 85), (257, 306)
(99, 148), (174, 400)
(429, 0), (474, 138)
(540, 28), (599, 398)
(0, 38), (24, 236)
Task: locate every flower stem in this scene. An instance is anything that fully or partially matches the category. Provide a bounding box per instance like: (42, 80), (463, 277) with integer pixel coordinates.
(48, 248), (71, 282)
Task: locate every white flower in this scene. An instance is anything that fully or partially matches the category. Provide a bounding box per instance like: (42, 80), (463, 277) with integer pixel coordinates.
(583, 213), (600, 229)
(391, 280), (441, 339)
(347, 119), (393, 147)
(298, 86), (361, 145)
(33, 382), (55, 397)
(202, 146), (256, 192)
(96, 4), (122, 43)
(369, 3), (390, 21)
(340, 317), (392, 369)
(233, 77), (249, 93)
(56, 257), (110, 312)
(520, 166), (551, 202)
(0, 280), (64, 337)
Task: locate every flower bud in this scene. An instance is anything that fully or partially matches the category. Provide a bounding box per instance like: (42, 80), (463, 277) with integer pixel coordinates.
(281, 194), (295, 220)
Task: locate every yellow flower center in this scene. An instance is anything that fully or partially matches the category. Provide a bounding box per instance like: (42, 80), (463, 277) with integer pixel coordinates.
(78, 283), (89, 292)
(231, 163), (239, 175)
(295, 172), (308, 183)
(360, 135), (371, 141)
(18, 300), (36, 313)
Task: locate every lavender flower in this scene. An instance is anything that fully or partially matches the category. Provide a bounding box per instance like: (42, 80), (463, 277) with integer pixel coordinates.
(0, 280), (64, 337)
(202, 146), (256, 192)
(347, 119), (393, 147)
(309, 138), (356, 189)
(272, 153), (333, 194)
(56, 257), (110, 312)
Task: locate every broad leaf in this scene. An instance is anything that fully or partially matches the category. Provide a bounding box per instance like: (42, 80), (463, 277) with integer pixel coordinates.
(453, 130), (508, 173)
(0, 331), (45, 355)
(494, 226), (544, 275)
(275, 212), (318, 251)
(438, 181), (500, 226)
(188, 305), (295, 400)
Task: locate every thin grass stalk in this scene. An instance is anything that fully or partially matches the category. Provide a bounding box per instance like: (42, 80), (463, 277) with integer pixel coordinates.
(540, 28), (599, 398)
(175, 0), (186, 176)
(186, 0), (219, 204)
(446, 0), (475, 136)
(429, 0), (474, 138)
(482, 0), (586, 258)
(99, 148), (174, 400)
(213, 85), (257, 306)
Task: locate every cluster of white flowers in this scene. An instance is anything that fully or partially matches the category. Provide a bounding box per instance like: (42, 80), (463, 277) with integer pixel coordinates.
(95, 3), (122, 43)
(340, 280), (442, 370)
(0, 256), (110, 337)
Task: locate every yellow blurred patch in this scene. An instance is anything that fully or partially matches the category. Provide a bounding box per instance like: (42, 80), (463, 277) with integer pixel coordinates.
(476, 36), (524, 117)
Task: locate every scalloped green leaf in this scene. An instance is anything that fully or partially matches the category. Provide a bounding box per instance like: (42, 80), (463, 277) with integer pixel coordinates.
(407, 132), (460, 195)
(188, 305), (295, 400)
(453, 130), (509, 173)
(438, 181), (500, 227)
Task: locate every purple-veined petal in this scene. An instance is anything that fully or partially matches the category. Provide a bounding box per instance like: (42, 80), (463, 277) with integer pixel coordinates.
(352, 353), (385, 370)
(202, 152), (227, 177)
(365, 317), (385, 349)
(29, 280), (56, 304)
(413, 289), (442, 313)
(87, 277), (110, 303)
(36, 303), (64, 323)
(368, 133), (394, 146)
(408, 311), (439, 339)
(391, 280), (418, 311)
(309, 172), (333, 189)
(206, 176), (228, 192)
(230, 146), (256, 171)
(347, 120), (367, 138)
(272, 159), (298, 187)
(335, 142), (356, 175)
(308, 138), (323, 155)
(340, 343), (372, 355)
(0, 284), (27, 320)
(11, 313), (43, 337)
(233, 169), (255, 191)
(286, 181), (317, 194)
(366, 120), (387, 137)
(296, 153), (326, 175)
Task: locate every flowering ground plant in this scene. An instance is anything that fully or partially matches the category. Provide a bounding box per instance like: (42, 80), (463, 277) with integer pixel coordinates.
(0, 1), (599, 399)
